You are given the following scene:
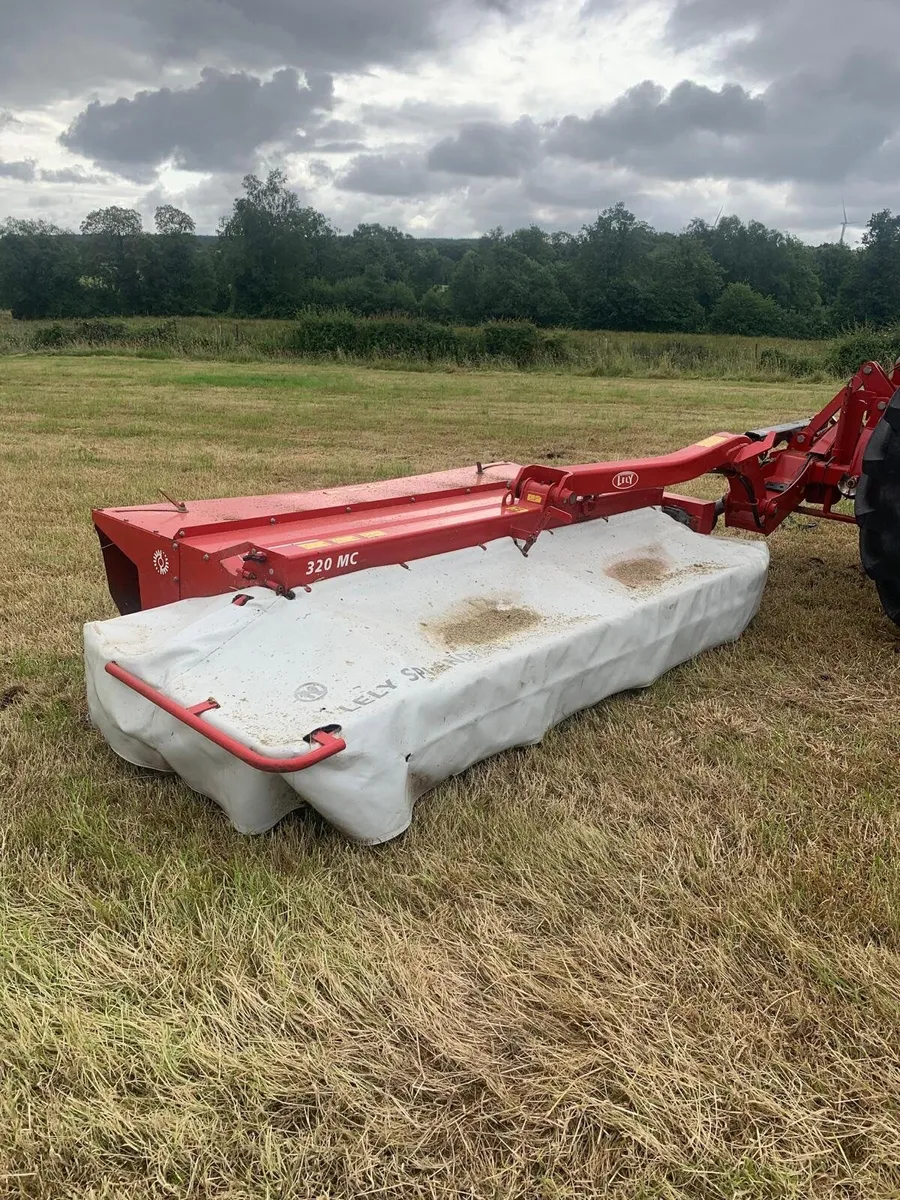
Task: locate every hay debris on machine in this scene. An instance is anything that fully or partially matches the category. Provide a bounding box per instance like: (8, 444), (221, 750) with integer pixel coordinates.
(85, 360), (900, 842)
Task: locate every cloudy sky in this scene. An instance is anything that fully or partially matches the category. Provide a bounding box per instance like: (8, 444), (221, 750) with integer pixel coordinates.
(1, 0), (897, 241)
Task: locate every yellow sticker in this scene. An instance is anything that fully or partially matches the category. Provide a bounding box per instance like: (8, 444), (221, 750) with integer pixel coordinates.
(298, 530), (385, 548)
(526, 492), (543, 505)
(695, 434), (730, 449)
(507, 505), (529, 514)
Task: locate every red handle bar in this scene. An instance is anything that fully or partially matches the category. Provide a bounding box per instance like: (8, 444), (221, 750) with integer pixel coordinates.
(104, 661), (346, 772)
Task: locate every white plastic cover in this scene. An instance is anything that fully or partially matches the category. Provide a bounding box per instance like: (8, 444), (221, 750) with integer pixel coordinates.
(84, 508), (769, 843)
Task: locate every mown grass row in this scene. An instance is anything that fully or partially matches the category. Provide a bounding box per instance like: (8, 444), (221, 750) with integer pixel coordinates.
(2, 309), (890, 381)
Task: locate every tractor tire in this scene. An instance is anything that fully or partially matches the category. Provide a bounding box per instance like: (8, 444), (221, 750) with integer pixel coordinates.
(855, 388), (900, 626)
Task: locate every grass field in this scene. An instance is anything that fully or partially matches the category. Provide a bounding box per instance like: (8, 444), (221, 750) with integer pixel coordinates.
(2, 357), (900, 1199)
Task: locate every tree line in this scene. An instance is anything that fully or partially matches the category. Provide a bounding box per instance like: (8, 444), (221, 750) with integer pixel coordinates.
(2, 169), (900, 338)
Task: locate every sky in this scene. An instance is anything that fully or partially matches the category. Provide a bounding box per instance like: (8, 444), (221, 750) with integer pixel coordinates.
(1, 0), (898, 242)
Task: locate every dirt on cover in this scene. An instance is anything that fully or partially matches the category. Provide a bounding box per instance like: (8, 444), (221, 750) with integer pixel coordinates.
(605, 555), (672, 589)
(428, 598), (543, 648)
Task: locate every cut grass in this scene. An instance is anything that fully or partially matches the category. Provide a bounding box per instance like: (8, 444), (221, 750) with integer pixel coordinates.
(1, 356), (900, 1198)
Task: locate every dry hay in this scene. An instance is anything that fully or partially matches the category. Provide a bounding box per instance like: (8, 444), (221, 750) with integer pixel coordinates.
(2, 356), (900, 1199)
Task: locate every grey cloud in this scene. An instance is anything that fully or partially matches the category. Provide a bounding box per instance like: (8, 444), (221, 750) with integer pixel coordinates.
(306, 160), (335, 184)
(329, 154), (649, 239)
(550, 81), (764, 162)
(309, 118), (367, 154)
(427, 117), (541, 177)
(318, 142), (369, 154)
(451, 169), (821, 246)
(335, 166), (675, 241)
(733, 0), (900, 79)
(665, 0), (774, 48)
(316, 119), (364, 141)
(40, 166), (110, 184)
(771, 179), (900, 240)
(0, 0), (531, 105)
(360, 99), (500, 132)
(547, 61), (900, 187)
(0, 3), (149, 105)
(0, 160), (36, 181)
(27, 194), (64, 209)
(665, 0), (900, 81)
(578, 0), (627, 13)
(60, 68), (334, 179)
(523, 162), (636, 211)
(145, 0), (435, 74)
(459, 173), (602, 233)
(144, 0), (522, 71)
(337, 152), (442, 197)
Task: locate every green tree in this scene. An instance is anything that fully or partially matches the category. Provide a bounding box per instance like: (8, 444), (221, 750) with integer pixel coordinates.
(323, 269), (418, 316)
(0, 218), (83, 319)
(407, 244), (447, 293)
(708, 282), (785, 336)
(144, 204), (213, 314)
(581, 277), (662, 332)
(504, 225), (554, 263)
(81, 206), (143, 238)
(448, 250), (485, 324)
(813, 241), (855, 311)
(421, 285), (453, 322)
(0, 182), (890, 335)
(472, 236), (574, 326)
(79, 206), (146, 313)
(344, 224), (419, 284)
(577, 204), (655, 283)
(689, 216), (821, 317)
(835, 210), (900, 328)
(218, 170), (335, 315)
(575, 204), (658, 329)
(641, 236), (723, 332)
(154, 205), (196, 236)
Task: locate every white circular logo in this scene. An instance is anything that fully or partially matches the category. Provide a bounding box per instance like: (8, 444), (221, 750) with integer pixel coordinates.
(295, 682), (328, 703)
(612, 471), (639, 490)
(153, 549), (170, 575)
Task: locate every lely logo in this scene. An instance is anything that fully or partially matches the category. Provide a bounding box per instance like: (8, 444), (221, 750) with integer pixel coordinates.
(612, 471), (640, 490)
(295, 682), (328, 703)
(152, 549), (170, 575)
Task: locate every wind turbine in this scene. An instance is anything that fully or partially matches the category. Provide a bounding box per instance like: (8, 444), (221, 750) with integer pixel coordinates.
(840, 201), (850, 245)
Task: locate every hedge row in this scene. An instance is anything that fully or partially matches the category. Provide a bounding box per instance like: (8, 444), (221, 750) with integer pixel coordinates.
(824, 328), (900, 377)
(30, 319), (178, 349)
(28, 314), (575, 366)
(24, 313), (898, 380)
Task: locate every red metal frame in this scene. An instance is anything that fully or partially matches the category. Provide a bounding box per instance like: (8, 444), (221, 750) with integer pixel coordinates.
(93, 360), (900, 616)
(105, 661), (346, 772)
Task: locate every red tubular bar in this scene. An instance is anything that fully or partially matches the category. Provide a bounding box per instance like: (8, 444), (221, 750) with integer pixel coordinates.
(511, 432), (751, 501)
(104, 661), (346, 772)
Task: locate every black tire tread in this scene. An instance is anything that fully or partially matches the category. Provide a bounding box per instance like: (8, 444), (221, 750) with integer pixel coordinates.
(856, 388), (900, 626)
